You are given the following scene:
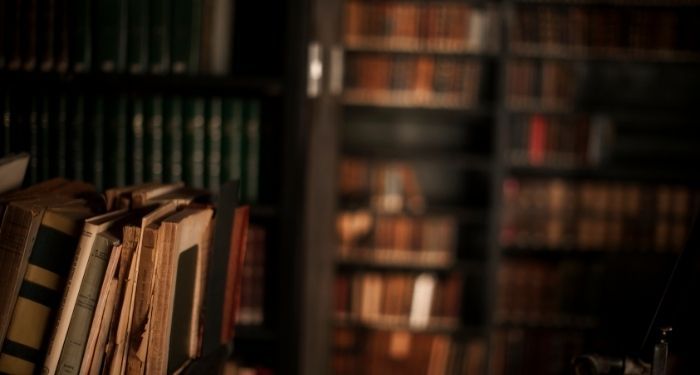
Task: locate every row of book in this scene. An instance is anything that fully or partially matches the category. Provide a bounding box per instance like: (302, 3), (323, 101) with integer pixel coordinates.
(344, 1), (498, 52)
(333, 328), (486, 375)
(334, 272), (462, 328)
(1, 91), (261, 199)
(0, 0), (234, 74)
(495, 260), (600, 325)
(511, 5), (700, 55)
(490, 328), (584, 375)
(337, 210), (458, 265)
(501, 178), (695, 251)
(345, 54), (482, 107)
(507, 114), (614, 168)
(237, 225), (266, 326)
(506, 60), (578, 110)
(0, 162), (253, 374)
(339, 158), (425, 214)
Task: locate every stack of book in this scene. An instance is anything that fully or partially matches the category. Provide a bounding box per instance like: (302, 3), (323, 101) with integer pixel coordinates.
(0, 155), (251, 374)
(1, 92), (261, 199)
(0, 0), (234, 74)
(344, 1), (499, 52)
(333, 328), (486, 375)
(501, 178), (695, 252)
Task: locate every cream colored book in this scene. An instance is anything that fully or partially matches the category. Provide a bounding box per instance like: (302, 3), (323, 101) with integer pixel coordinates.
(42, 209), (128, 375)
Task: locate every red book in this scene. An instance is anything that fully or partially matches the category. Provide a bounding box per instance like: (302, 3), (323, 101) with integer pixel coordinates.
(528, 115), (548, 166)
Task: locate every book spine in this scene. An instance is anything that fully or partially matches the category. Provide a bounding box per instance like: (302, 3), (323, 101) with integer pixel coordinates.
(5, 0), (21, 70)
(53, 0), (69, 72)
(39, 95), (50, 181)
(21, 0), (38, 71)
(89, 97), (105, 191)
(164, 97), (183, 183)
(148, 0), (170, 74)
(171, 0), (201, 74)
(37, 0), (55, 71)
(55, 95), (68, 178)
(2, 94), (10, 156)
(221, 99), (243, 183)
(107, 95), (128, 187)
(29, 96), (39, 184)
(70, 0), (91, 72)
(127, 0), (149, 73)
(41, 224), (100, 375)
(144, 96), (164, 183)
(69, 96), (85, 181)
(95, 0), (127, 72)
(0, 213), (82, 374)
(184, 98), (206, 188)
(206, 98), (223, 191)
(208, 0), (232, 75)
(130, 98), (145, 185)
(56, 235), (115, 375)
(243, 101), (260, 203)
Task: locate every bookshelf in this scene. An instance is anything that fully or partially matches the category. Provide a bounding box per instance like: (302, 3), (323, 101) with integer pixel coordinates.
(0, 0), (305, 373)
(300, 0), (700, 374)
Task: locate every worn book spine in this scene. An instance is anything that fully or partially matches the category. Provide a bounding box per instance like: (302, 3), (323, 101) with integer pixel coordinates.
(56, 233), (119, 375)
(37, 0), (55, 71)
(221, 99), (243, 183)
(95, 0), (127, 72)
(171, 0), (201, 74)
(130, 98), (145, 185)
(0, 211), (83, 374)
(184, 98), (206, 188)
(243, 101), (260, 203)
(21, 0), (38, 71)
(127, 0), (149, 73)
(69, 96), (85, 181)
(5, 0), (21, 70)
(164, 97), (183, 183)
(144, 96), (164, 183)
(148, 0), (170, 74)
(53, 0), (69, 72)
(208, 0), (233, 75)
(206, 98), (223, 192)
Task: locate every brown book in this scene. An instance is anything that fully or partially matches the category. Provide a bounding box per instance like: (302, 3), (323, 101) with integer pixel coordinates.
(146, 207), (214, 374)
(221, 206), (250, 343)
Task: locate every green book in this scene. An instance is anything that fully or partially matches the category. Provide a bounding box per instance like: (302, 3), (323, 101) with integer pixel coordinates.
(39, 95), (50, 181)
(221, 99), (243, 184)
(164, 97), (183, 183)
(183, 98), (205, 188)
(54, 95), (68, 177)
(205, 98), (222, 191)
(29, 96), (39, 184)
(20, 0), (37, 71)
(95, 0), (127, 72)
(144, 96), (164, 183)
(105, 96), (128, 187)
(127, 0), (148, 73)
(54, 0), (69, 72)
(0, 205), (92, 374)
(69, 96), (85, 180)
(37, 0), (55, 71)
(71, 0), (91, 72)
(243, 101), (261, 203)
(56, 232), (120, 374)
(88, 97), (104, 190)
(149, 0), (170, 74)
(171, 0), (202, 74)
(130, 98), (145, 184)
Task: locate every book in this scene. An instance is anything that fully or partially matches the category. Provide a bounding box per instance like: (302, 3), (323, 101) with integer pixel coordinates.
(105, 96), (128, 188)
(221, 206), (250, 343)
(221, 99), (243, 183)
(148, 0), (170, 74)
(171, 0), (202, 74)
(0, 200), (94, 374)
(0, 153), (30, 195)
(130, 98), (146, 185)
(146, 207), (214, 374)
(70, 0), (91, 72)
(127, 0), (149, 73)
(41, 208), (130, 375)
(243, 101), (260, 202)
(184, 98), (206, 189)
(205, 98), (223, 192)
(164, 97), (184, 183)
(144, 96), (165, 183)
(95, 0), (127, 72)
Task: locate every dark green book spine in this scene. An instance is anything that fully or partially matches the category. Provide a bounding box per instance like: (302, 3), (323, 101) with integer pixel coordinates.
(221, 99), (243, 183)
(206, 98), (222, 191)
(164, 97), (183, 183)
(148, 0), (170, 74)
(243, 101), (260, 202)
(70, 0), (91, 72)
(184, 98), (205, 188)
(5, 0), (21, 70)
(21, 0), (37, 70)
(130, 98), (145, 184)
(144, 96), (164, 183)
(171, 0), (201, 74)
(70, 96), (85, 180)
(105, 96), (127, 187)
(1, 93), (9, 155)
(90, 97), (104, 190)
(54, 0), (69, 72)
(39, 95), (50, 181)
(127, 0), (148, 73)
(95, 0), (127, 72)
(55, 95), (68, 177)
(37, 0), (55, 71)
(29, 96), (39, 184)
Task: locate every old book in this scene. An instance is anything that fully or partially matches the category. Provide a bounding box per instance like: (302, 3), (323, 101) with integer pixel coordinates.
(205, 98), (223, 192)
(164, 97), (184, 183)
(41, 208), (129, 375)
(0, 153), (29, 195)
(0, 201), (93, 374)
(104, 96), (129, 188)
(184, 98), (206, 188)
(144, 96), (165, 183)
(69, 96), (85, 181)
(221, 206), (250, 342)
(88, 97), (105, 190)
(208, 0), (233, 75)
(130, 98), (146, 185)
(148, 0), (170, 74)
(221, 99), (244, 183)
(409, 273), (436, 328)
(171, 0), (202, 74)
(107, 202), (178, 375)
(243, 101), (260, 202)
(127, 0), (149, 73)
(55, 231), (121, 375)
(146, 207), (214, 374)
(103, 183), (159, 211)
(95, 0), (127, 72)
(201, 181), (238, 355)
(20, 0), (38, 70)
(70, 0), (91, 71)
(129, 182), (186, 208)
